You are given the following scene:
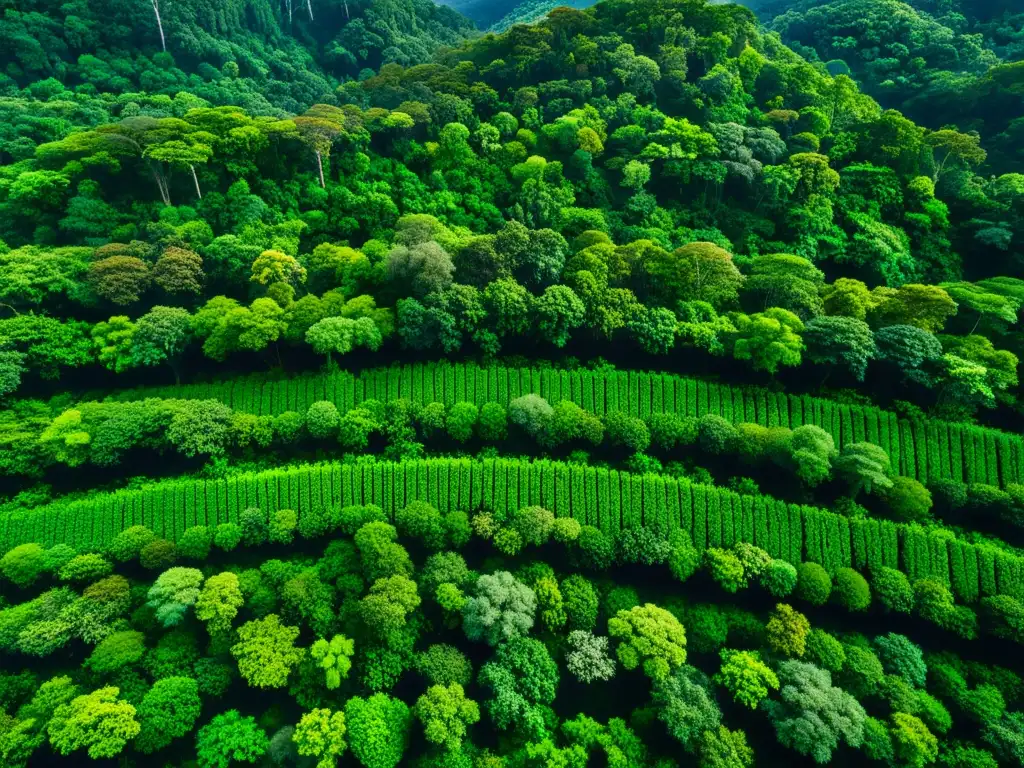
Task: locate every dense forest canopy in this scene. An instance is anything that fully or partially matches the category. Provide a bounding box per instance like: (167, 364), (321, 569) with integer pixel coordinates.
(1, 1), (1024, 767)
(738, 0), (1024, 171)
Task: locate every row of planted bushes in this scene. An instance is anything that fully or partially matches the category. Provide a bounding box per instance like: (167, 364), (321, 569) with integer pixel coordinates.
(3, 456), (1022, 606)
(100, 362), (1022, 488)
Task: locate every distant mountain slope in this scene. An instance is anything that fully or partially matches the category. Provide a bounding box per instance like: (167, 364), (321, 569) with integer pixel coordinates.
(0, 0), (475, 114)
(487, 0), (597, 32)
(733, 0), (1024, 171)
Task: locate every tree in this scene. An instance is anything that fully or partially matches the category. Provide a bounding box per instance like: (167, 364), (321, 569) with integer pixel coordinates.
(871, 284), (957, 333)
(766, 603), (810, 657)
(803, 316), (875, 380)
(47, 687), (140, 759)
(644, 242), (744, 309)
(652, 665), (722, 750)
(608, 603), (687, 681)
(728, 308), (804, 374)
(231, 615), (305, 689)
(251, 249), (306, 287)
(131, 306), (191, 383)
(344, 694), (411, 768)
(306, 317), (382, 364)
(478, 636), (559, 740)
(147, 567), (203, 627)
(763, 661), (866, 764)
(535, 285), (585, 347)
(387, 242), (455, 297)
(0, 347), (25, 397)
(716, 649), (779, 709)
(699, 726), (755, 768)
(309, 634), (354, 690)
(135, 676), (202, 753)
(927, 129), (986, 182)
(562, 575), (600, 631)
(144, 139), (213, 200)
(414, 683), (480, 752)
(835, 442), (893, 496)
(195, 572), (244, 635)
(91, 315), (137, 373)
(359, 575), (421, 641)
(463, 571), (536, 645)
(875, 324), (943, 387)
(88, 256), (151, 305)
(293, 709), (347, 768)
(196, 710), (269, 768)
(83, 631), (146, 674)
(152, 247), (204, 295)
(566, 630), (617, 683)
(741, 253), (824, 317)
(890, 713), (938, 768)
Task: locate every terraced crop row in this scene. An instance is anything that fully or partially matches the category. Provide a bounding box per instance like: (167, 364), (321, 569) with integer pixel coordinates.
(5, 456), (1020, 605)
(102, 362), (1022, 488)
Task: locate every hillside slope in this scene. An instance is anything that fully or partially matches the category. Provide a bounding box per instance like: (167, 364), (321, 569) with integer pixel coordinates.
(0, 0), (475, 114)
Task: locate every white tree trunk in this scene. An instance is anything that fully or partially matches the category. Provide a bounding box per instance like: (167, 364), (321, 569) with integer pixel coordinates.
(316, 150), (325, 188)
(306, 0), (313, 21)
(152, 167), (171, 205)
(344, 0), (349, 19)
(190, 164), (202, 199)
(151, 0), (167, 52)
(285, 0), (292, 23)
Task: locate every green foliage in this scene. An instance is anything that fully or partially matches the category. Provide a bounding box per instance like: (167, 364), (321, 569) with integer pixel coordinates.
(196, 710), (269, 768)
(231, 615), (304, 689)
(608, 603), (687, 681)
(47, 686), (140, 759)
(715, 649), (779, 709)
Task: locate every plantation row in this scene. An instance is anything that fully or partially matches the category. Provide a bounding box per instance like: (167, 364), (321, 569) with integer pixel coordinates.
(104, 363), (1020, 488)
(4, 457), (1020, 606)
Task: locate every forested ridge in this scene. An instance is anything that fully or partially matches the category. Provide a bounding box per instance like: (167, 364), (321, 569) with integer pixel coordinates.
(2, 0), (1024, 767)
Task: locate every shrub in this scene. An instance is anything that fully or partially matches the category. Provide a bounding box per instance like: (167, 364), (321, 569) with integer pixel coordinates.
(795, 562), (832, 606)
(177, 526), (213, 560)
(872, 567), (914, 613)
(834, 568), (871, 612)
(575, 526), (614, 570)
(447, 402), (478, 442)
(883, 477), (933, 523)
(603, 411), (650, 453)
(697, 415), (738, 455)
(761, 560), (798, 597)
(60, 553), (113, 583)
(705, 548), (746, 593)
(140, 539), (177, 570)
(805, 629), (845, 673)
(873, 633), (926, 687)
(667, 530), (699, 583)
(551, 517), (581, 544)
(562, 575), (599, 632)
(214, 523), (242, 552)
(305, 401), (340, 439)
(240, 507), (269, 546)
(765, 604), (810, 657)
(478, 402), (507, 441)
(0, 543), (48, 587)
(268, 510), (297, 545)
(396, 501), (446, 550)
(107, 526), (157, 564)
